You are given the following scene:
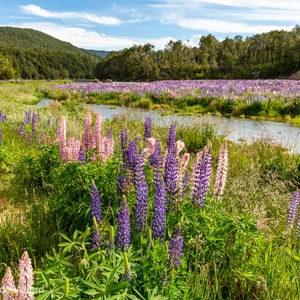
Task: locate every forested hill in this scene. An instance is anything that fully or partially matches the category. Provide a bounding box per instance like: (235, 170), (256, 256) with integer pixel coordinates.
(95, 26), (300, 81)
(0, 27), (100, 79)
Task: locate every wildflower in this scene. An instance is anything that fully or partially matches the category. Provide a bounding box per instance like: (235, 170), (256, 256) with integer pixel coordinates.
(90, 182), (102, 224)
(117, 197), (131, 251)
(152, 179), (166, 240)
(144, 116), (152, 139)
(176, 140), (185, 156)
(135, 180), (148, 232)
(165, 124), (179, 209)
(178, 153), (190, 197)
(17, 251), (34, 300)
(143, 137), (156, 158)
(117, 175), (126, 196)
(191, 144), (212, 207)
(214, 141), (228, 199)
(120, 129), (128, 169)
(98, 135), (114, 162)
(128, 140), (137, 171)
(165, 149), (178, 210)
(168, 228), (184, 269)
(1, 267), (17, 300)
(82, 113), (92, 151)
(287, 190), (300, 228)
(167, 124), (176, 154)
(78, 146), (86, 164)
(92, 113), (102, 150)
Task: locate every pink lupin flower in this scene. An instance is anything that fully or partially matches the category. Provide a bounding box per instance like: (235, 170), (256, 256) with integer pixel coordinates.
(2, 267), (17, 300)
(58, 116), (67, 160)
(92, 113), (102, 150)
(97, 136), (115, 162)
(17, 251), (34, 300)
(143, 138), (156, 158)
(178, 153), (190, 198)
(67, 137), (81, 162)
(176, 140), (185, 156)
(82, 113), (92, 152)
(214, 141), (228, 199)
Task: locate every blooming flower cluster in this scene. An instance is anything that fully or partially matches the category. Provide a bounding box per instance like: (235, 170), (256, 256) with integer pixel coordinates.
(287, 190), (300, 234)
(57, 113), (114, 163)
(1, 251), (34, 300)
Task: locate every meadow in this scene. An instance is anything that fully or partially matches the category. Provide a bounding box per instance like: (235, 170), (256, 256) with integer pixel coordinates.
(0, 81), (300, 299)
(48, 79), (300, 124)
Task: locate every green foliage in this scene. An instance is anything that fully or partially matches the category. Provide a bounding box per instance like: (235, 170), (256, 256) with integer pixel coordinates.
(0, 53), (15, 79)
(94, 27), (300, 81)
(0, 27), (99, 79)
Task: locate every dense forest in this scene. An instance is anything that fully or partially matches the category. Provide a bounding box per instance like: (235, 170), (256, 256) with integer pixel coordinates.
(1, 26), (300, 80)
(95, 26), (300, 81)
(0, 27), (100, 79)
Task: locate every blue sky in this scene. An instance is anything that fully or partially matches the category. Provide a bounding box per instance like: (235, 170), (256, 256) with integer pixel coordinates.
(0, 0), (299, 50)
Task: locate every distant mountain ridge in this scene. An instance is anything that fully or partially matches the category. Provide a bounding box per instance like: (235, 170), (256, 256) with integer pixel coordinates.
(0, 27), (107, 79)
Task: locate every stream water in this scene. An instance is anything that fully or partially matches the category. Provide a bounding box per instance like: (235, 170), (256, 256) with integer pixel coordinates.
(37, 99), (300, 153)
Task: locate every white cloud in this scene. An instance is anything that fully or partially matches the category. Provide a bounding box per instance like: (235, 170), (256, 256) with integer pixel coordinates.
(11, 22), (175, 50)
(154, 0), (300, 10)
(176, 18), (294, 33)
(19, 4), (121, 25)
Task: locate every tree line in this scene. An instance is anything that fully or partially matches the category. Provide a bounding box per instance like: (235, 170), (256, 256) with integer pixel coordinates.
(1, 26), (300, 80)
(94, 26), (300, 81)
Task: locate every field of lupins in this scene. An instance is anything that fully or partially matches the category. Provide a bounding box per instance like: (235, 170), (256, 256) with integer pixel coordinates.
(49, 79), (300, 123)
(0, 81), (300, 299)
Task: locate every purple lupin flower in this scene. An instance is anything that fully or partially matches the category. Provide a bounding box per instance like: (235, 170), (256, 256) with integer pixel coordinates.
(117, 197), (131, 251)
(90, 182), (102, 224)
(165, 149), (178, 210)
(25, 110), (31, 125)
(287, 190), (300, 228)
(151, 141), (164, 187)
(168, 227), (184, 269)
(167, 124), (176, 153)
(31, 112), (39, 135)
(134, 155), (148, 232)
(144, 116), (152, 140)
(78, 147), (86, 164)
(128, 140), (137, 171)
(0, 126), (2, 145)
(133, 154), (145, 188)
(117, 175), (126, 196)
(120, 129), (128, 169)
(152, 179), (166, 240)
(192, 144), (212, 207)
(0, 111), (7, 122)
(165, 125), (178, 209)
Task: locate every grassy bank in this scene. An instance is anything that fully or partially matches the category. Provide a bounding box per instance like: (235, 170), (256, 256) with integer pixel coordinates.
(0, 82), (300, 299)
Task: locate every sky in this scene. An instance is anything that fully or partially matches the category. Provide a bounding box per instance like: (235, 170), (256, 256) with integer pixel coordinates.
(0, 0), (299, 51)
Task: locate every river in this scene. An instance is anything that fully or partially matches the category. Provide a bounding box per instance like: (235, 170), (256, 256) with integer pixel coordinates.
(37, 99), (300, 154)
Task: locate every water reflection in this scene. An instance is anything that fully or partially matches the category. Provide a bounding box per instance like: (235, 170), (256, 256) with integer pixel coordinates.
(90, 104), (300, 154)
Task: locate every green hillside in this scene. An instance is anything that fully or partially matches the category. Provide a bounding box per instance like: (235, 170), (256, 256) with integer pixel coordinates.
(0, 27), (100, 79)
